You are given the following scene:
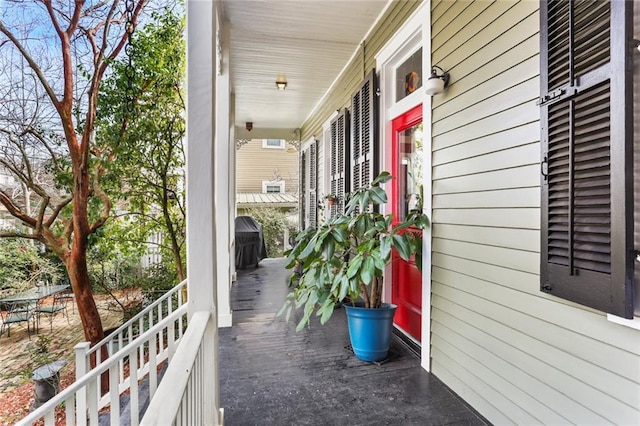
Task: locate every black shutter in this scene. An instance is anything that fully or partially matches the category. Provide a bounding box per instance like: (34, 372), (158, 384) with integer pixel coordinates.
(308, 140), (318, 228)
(351, 69), (378, 192)
(300, 150), (306, 230)
(329, 109), (350, 216)
(540, 0), (633, 318)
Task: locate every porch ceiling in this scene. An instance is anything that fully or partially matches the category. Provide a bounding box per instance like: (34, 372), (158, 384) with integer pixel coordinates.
(222, 0), (388, 138)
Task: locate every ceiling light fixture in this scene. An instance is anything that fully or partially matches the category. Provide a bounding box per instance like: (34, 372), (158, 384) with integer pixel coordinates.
(275, 74), (287, 90)
(425, 65), (450, 96)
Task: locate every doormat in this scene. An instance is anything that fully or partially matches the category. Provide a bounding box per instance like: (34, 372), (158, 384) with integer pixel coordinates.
(344, 344), (401, 365)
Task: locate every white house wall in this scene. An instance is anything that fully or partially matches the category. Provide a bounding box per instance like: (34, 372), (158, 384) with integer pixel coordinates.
(430, 0), (640, 424)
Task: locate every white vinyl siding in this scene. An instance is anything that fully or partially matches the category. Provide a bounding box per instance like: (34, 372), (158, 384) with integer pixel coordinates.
(236, 139), (298, 193)
(430, 0), (640, 425)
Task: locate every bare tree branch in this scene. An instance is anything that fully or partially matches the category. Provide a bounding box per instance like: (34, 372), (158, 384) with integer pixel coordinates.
(0, 21), (60, 109)
(0, 188), (36, 228)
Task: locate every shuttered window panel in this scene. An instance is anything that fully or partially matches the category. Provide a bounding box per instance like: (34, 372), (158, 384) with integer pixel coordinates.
(329, 109), (350, 217)
(351, 69), (378, 197)
(300, 151), (307, 229)
(308, 140), (318, 228)
(540, 0), (633, 318)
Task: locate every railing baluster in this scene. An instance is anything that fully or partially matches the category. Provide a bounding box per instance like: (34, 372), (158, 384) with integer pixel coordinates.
(129, 348), (139, 426)
(74, 342), (89, 426)
(87, 377), (98, 425)
(44, 409), (54, 425)
(149, 332), (158, 396)
(109, 364), (119, 425)
(65, 395), (75, 426)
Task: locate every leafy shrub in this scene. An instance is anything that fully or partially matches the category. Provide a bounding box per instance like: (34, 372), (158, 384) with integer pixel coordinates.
(244, 208), (295, 258)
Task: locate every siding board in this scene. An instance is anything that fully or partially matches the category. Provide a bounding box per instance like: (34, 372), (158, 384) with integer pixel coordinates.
(435, 35), (539, 104)
(432, 0), (481, 41)
(432, 101), (539, 147)
(433, 2), (538, 66)
(431, 335), (569, 425)
(432, 290), (640, 421)
(431, 358), (513, 425)
(431, 258), (640, 355)
(432, 224), (539, 252)
(433, 122), (539, 166)
(431, 304), (614, 425)
(431, 346), (539, 425)
(433, 78), (539, 136)
(433, 143), (539, 180)
(433, 238), (539, 274)
(433, 164), (540, 194)
(433, 0), (512, 56)
(432, 207), (539, 229)
(433, 188), (540, 209)
(434, 56), (539, 122)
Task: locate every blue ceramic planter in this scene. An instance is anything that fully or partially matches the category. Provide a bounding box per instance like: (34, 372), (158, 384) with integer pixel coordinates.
(344, 303), (397, 362)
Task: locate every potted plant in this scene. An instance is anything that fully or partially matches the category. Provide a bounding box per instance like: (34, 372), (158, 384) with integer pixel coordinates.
(280, 172), (429, 362)
(324, 194), (338, 206)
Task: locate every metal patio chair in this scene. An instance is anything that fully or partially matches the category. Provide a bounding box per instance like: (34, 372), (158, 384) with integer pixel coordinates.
(35, 293), (69, 332)
(0, 301), (35, 338)
(56, 289), (75, 313)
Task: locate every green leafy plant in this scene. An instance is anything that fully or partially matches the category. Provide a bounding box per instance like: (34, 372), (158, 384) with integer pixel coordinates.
(280, 172), (429, 330)
(245, 207), (293, 258)
(19, 335), (55, 380)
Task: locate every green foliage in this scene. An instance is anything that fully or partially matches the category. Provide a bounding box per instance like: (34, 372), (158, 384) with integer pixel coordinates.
(244, 208), (295, 258)
(20, 335), (54, 380)
(138, 261), (180, 302)
(0, 239), (63, 296)
(96, 7), (187, 281)
(279, 172), (429, 330)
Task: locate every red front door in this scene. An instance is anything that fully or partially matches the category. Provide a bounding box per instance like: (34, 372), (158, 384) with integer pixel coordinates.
(391, 104), (423, 342)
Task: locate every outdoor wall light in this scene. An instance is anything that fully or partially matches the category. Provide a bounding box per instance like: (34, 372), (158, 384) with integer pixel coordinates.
(275, 74), (287, 90)
(425, 65), (450, 96)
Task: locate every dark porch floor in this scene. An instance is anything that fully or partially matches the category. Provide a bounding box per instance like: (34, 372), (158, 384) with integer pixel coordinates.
(219, 258), (489, 426)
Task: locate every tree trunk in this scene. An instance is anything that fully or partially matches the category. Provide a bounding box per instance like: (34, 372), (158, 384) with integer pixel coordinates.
(67, 244), (104, 346)
(67, 167), (105, 347)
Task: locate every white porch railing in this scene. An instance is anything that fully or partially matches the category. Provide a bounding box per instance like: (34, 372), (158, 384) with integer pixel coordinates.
(92, 280), (187, 363)
(140, 310), (222, 425)
(17, 281), (189, 426)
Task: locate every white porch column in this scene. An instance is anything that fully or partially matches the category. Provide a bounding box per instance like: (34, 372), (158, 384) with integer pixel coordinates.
(186, 0), (219, 423)
(230, 94), (237, 283)
(215, 19), (232, 327)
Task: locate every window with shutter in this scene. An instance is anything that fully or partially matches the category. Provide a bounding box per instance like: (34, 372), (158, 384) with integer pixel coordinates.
(329, 109), (350, 217)
(540, 0), (633, 318)
(351, 69), (378, 195)
(300, 150), (306, 229)
(308, 140), (318, 228)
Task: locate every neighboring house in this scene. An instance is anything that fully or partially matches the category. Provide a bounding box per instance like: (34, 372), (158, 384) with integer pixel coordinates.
(235, 138), (299, 197)
(235, 138), (299, 230)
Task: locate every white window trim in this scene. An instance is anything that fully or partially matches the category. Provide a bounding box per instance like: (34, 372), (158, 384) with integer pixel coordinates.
(376, 1), (432, 372)
(262, 139), (285, 149)
(262, 180), (285, 193)
(607, 314), (640, 330)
